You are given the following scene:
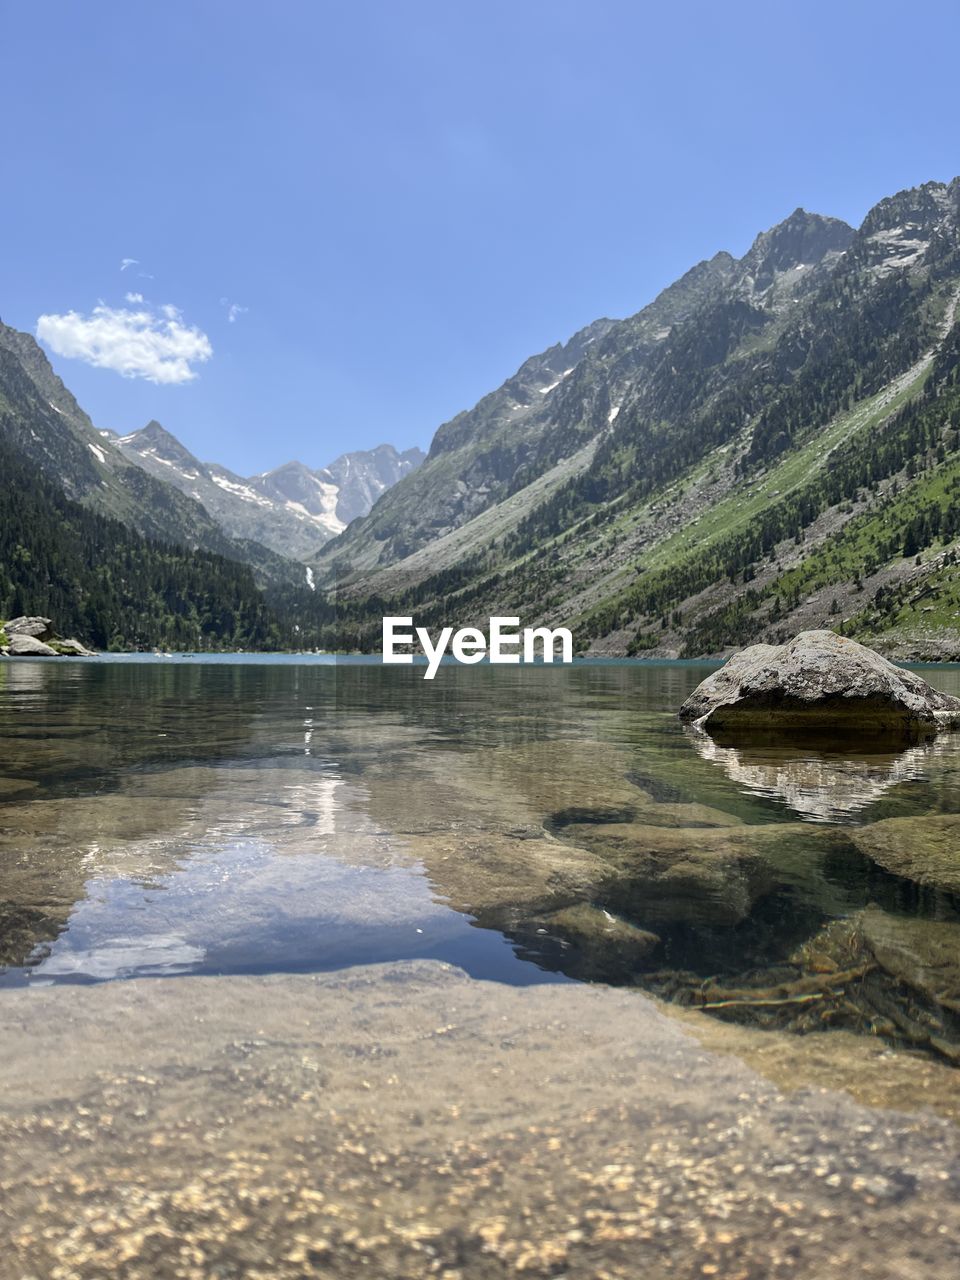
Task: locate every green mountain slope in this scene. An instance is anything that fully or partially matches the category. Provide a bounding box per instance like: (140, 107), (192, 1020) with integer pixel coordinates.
(315, 246), (781, 578)
(0, 423), (352, 652)
(317, 208), (853, 583)
(0, 325), (348, 650)
(0, 325), (224, 547)
(0, 435), (280, 651)
(329, 177), (960, 660)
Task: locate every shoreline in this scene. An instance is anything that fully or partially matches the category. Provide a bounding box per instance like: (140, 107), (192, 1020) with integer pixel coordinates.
(6, 650), (960, 670)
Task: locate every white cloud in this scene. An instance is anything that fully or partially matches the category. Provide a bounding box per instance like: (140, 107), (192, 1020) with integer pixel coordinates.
(220, 296), (248, 324)
(37, 301), (213, 385)
(120, 257), (138, 272)
(124, 291), (144, 303)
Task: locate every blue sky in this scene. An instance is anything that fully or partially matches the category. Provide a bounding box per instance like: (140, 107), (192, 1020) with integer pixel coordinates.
(2, 1), (959, 475)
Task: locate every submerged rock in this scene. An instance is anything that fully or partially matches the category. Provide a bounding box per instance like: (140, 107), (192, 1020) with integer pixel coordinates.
(653, 904), (960, 1066)
(539, 903), (660, 962)
(857, 904), (960, 1011)
(551, 818), (831, 925)
(849, 815), (960, 894)
(790, 906), (960, 1063)
(680, 630), (960, 739)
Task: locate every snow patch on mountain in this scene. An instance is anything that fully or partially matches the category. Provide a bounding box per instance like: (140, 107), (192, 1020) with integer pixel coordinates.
(866, 225), (931, 273)
(539, 367), (575, 395)
(211, 473), (272, 506)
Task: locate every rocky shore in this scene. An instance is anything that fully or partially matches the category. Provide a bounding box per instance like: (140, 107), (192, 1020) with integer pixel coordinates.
(0, 615), (96, 657)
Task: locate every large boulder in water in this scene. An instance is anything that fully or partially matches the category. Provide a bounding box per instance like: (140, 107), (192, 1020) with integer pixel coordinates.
(5, 633), (58, 657)
(679, 630), (960, 739)
(5, 616), (55, 640)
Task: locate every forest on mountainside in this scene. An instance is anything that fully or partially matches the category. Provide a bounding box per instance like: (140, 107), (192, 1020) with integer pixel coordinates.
(0, 438), (343, 652)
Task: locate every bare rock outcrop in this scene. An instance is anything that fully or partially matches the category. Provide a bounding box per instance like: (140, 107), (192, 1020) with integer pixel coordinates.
(5, 634), (58, 657)
(5, 616), (55, 641)
(1, 617), (96, 658)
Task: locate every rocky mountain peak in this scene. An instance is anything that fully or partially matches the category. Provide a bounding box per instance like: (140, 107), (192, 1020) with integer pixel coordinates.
(259, 460), (315, 485)
(320, 444), (426, 524)
(254, 460), (336, 521)
(322, 443), (425, 483)
(122, 420), (203, 473)
(736, 209), (854, 295)
(859, 180), (956, 239)
(852, 178), (960, 278)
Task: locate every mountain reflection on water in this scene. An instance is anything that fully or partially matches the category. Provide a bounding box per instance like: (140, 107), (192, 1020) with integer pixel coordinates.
(3, 656), (960, 1064)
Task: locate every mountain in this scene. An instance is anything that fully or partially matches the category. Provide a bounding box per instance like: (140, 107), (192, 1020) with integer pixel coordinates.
(0, 428), (338, 651)
(320, 444), (427, 523)
(109, 424), (424, 562)
(0, 342), (351, 650)
(0, 314), (422, 572)
(250, 445), (425, 530)
(0, 314), (421, 647)
(321, 178), (960, 661)
(0, 330), (335, 647)
(5, 175), (960, 660)
(316, 211), (853, 580)
(0, 321), (271, 567)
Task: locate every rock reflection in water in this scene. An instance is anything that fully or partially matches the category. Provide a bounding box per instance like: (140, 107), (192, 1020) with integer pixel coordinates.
(686, 727), (960, 823)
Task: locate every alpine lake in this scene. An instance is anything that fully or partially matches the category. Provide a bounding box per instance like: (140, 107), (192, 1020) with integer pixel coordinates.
(3, 655), (960, 1280)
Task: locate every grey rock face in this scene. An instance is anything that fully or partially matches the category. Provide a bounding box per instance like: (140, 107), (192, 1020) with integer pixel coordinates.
(5, 633), (58, 656)
(1, 621), (95, 657)
(679, 630), (960, 738)
(319, 445), (426, 526)
(6, 616), (55, 640)
(735, 208), (854, 296)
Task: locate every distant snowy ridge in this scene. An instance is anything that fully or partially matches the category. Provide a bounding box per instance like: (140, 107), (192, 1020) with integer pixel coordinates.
(105, 420), (424, 562)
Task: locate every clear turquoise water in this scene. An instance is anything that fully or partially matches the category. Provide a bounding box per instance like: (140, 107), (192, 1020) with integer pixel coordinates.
(2, 655), (960, 1055)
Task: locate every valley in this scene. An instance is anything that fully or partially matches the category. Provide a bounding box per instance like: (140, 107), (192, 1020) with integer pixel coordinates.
(3, 177), (960, 658)
(318, 178), (960, 660)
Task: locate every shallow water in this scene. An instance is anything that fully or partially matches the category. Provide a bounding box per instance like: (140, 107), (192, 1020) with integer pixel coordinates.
(3, 655), (960, 1060)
